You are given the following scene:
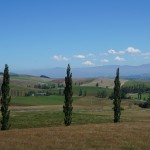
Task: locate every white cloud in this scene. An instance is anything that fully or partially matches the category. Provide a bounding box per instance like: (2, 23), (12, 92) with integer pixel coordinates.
(126, 47), (141, 54)
(52, 55), (69, 61)
(107, 47), (142, 56)
(115, 56), (126, 62)
(108, 49), (117, 54)
(101, 59), (109, 63)
(106, 47), (150, 61)
(107, 49), (125, 55)
(74, 55), (85, 59)
(82, 61), (95, 66)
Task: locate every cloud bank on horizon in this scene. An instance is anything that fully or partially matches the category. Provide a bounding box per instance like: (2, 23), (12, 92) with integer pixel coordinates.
(51, 47), (150, 67)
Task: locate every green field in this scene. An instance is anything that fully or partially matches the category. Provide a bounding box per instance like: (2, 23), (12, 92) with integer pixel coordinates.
(73, 86), (112, 96)
(11, 96), (64, 106)
(1, 94), (150, 150)
(9, 111), (113, 129)
(6, 96), (150, 129)
(129, 93), (150, 100)
(7, 94), (149, 130)
(0, 75), (150, 149)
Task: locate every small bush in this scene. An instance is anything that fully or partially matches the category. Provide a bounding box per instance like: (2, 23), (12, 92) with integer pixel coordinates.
(138, 101), (150, 108)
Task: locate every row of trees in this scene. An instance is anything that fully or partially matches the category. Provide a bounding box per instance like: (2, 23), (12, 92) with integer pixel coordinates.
(34, 83), (64, 90)
(1, 64), (121, 130)
(121, 84), (150, 100)
(63, 64), (121, 125)
(121, 84), (150, 94)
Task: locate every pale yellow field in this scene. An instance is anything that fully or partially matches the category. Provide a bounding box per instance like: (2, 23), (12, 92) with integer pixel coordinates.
(81, 78), (127, 88)
(0, 122), (150, 150)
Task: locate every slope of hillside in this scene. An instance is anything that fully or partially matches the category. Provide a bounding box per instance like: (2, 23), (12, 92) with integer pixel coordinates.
(0, 75), (54, 90)
(81, 78), (127, 88)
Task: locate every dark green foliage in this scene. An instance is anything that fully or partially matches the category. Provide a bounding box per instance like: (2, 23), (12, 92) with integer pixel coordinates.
(97, 90), (107, 98)
(1, 64), (11, 130)
(120, 88), (127, 99)
(148, 93), (150, 101)
(138, 101), (150, 108)
(121, 83), (150, 94)
(63, 64), (73, 126)
(96, 82), (99, 87)
(79, 89), (82, 96)
(113, 68), (121, 123)
(138, 93), (150, 108)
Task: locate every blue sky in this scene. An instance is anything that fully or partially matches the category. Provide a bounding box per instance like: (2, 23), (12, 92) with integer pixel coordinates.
(0, 0), (150, 73)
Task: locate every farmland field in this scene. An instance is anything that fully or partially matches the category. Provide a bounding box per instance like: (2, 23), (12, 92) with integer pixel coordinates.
(129, 92), (150, 100)
(0, 96), (150, 150)
(11, 95), (64, 106)
(0, 75), (150, 149)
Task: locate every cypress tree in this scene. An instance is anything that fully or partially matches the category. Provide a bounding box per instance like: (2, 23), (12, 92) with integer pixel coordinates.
(113, 68), (121, 123)
(1, 64), (11, 130)
(63, 64), (73, 126)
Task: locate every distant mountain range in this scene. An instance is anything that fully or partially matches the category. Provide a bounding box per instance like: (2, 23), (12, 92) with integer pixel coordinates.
(26, 63), (150, 79)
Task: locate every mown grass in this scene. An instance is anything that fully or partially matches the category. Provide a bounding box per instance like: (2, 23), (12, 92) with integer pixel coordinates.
(11, 96), (64, 106)
(7, 96), (150, 129)
(73, 86), (112, 96)
(9, 111), (113, 129)
(129, 93), (150, 100)
(10, 111), (63, 129)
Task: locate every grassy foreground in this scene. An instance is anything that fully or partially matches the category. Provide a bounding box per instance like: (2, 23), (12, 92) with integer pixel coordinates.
(0, 96), (150, 149)
(0, 122), (150, 150)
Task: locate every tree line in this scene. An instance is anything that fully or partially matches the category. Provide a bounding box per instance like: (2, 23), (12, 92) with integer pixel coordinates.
(121, 84), (150, 93)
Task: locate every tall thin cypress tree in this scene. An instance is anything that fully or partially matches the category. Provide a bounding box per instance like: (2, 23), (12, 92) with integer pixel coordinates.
(1, 64), (11, 130)
(63, 64), (73, 126)
(113, 68), (121, 123)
